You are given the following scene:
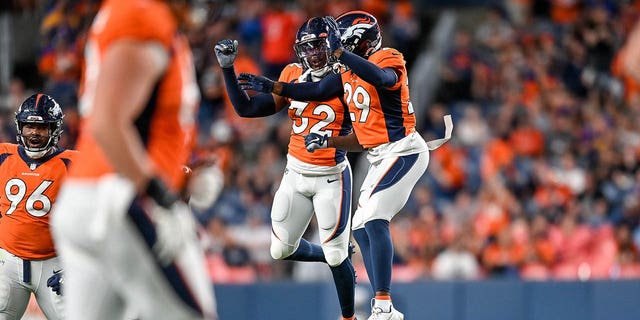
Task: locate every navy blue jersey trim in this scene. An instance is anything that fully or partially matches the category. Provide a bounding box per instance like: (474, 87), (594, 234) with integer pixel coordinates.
(378, 87), (406, 142)
(334, 97), (352, 164)
(60, 158), (72, 170)
(0, 153), (11, 166)
(17, 146), (64, 168)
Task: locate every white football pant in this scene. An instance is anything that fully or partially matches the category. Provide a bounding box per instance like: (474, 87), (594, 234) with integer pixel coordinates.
(0, 248), (63, 320)
(270, 163), (353, 267)
(51, 176), (217, 320)
(352, 150), (429, 230)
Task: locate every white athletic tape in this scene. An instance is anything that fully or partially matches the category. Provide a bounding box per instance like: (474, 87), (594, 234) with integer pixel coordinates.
(426, 114), (453, 150)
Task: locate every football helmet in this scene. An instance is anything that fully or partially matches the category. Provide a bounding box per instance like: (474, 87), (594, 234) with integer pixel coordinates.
(294, 17), (331, 73)
(15, 93), (64, 157)
(336, 10), (382, 58)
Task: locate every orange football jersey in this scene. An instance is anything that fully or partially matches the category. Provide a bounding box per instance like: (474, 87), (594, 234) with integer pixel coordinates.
(0, 144), (77, 260)
(340, 48), (416, 149)
(71, 0), (199, 191)
(280, 64), (352, 166)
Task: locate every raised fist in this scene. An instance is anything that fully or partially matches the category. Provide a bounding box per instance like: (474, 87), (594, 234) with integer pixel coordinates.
(214, 39), (239, 68)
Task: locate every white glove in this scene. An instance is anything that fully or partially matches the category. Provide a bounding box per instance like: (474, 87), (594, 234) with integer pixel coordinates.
(188, 164), (224, 211)
(151, 200), (198, 266)
(214, 39), (238, 68)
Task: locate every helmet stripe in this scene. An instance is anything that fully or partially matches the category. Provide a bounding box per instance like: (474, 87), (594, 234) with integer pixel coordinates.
(34, 93), (43, 112)
(337, 10), (375, 21)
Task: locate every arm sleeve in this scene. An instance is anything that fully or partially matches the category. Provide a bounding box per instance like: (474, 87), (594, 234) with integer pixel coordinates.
(280, 72), (343, 101)
(221, 67), (277, 117)
(339, 50), (398, 88)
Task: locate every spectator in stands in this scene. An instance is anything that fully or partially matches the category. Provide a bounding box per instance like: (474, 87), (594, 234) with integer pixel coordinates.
(259, 0), (301, 79)
(432, 233), (480, 280)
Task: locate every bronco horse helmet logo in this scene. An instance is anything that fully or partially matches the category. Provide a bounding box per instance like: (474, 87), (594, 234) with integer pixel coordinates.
(336, 10), (382, 58)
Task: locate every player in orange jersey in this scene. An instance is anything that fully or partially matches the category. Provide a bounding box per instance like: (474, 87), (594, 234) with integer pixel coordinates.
(237, 11), (452, 320)
(214, 17), (356, 320)
(0, 93), (75, 320)
(50, 1), (216, 319)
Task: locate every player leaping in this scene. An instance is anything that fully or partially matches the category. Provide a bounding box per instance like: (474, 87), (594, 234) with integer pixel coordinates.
(214, 17), (357, 320)
(237, 11), (452, 320)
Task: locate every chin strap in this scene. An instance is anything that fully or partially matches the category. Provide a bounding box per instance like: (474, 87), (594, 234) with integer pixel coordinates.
(25, 149), (50, 159)
(299, 65), (332, 83)
(20, 134), (56, 157)
(24, 146), (57, 159)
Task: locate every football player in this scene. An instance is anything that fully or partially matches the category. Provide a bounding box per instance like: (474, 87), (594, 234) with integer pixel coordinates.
(237, 10), (452, 320)
(0, 93), (75, 320)
(214, 17), (357, 320)
(50, 1), (217, 319)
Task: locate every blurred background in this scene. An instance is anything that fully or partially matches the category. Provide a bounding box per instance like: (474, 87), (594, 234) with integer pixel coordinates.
(3, 0), (640, 319)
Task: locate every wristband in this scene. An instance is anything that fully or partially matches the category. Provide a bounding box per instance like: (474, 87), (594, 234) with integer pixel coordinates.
(145, 177), (179, 209)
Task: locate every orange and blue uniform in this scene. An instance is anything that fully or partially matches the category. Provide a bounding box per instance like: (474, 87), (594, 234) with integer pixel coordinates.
(72, 0), (199, 191)
(0, 144), (76, 260)
(340, 48), (416, 149)
(279, 64), (352, 167)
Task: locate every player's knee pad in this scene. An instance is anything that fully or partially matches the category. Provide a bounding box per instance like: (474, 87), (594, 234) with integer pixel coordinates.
(270, 239), (295, 260)
(323, 246), (348, 267)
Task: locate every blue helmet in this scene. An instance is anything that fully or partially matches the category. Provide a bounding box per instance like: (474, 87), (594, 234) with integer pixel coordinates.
(15, 93), (64, 153)
(336, 11), (382, 58)
(294, 17), (331, 71)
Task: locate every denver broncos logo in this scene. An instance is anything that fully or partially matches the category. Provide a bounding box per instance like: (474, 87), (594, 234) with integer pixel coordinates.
(341, 24), (371, 43)
(48, 102), (63, 118)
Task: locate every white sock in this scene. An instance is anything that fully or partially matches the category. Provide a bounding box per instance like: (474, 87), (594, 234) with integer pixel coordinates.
(374, 299), (392, 312)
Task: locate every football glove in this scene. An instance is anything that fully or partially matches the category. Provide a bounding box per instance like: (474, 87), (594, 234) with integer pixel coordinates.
(47, 270), (63, 296)
(214, 39), (238, 68)
(304, 132), (329, 153)
(238, 73), (275, 93)
(151, 200), (198, 266)
(145, 177), (179, 209)
(187, 164), (224, 211)
(323, 16), (343, 53)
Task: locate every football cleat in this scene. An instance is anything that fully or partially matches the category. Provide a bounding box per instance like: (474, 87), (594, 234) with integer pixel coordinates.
(367, 300), (404, 320)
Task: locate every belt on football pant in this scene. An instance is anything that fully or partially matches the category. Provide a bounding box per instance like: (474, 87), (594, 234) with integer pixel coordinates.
(23, 260), (31, 283)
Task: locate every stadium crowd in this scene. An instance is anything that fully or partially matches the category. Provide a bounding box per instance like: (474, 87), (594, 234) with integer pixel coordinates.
(4, 0), (640, 285)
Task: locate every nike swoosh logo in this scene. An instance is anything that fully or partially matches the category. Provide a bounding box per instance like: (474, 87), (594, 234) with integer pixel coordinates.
(53, 269), (62, 274)
(327, 178), (339, 183)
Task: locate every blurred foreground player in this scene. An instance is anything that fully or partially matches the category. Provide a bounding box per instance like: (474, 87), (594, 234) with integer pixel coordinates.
(214, 16), (356, 320)
(51, 0), (217, 319)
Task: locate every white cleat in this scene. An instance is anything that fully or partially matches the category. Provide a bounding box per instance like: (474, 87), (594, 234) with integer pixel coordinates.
(367, 303), (404, 320)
